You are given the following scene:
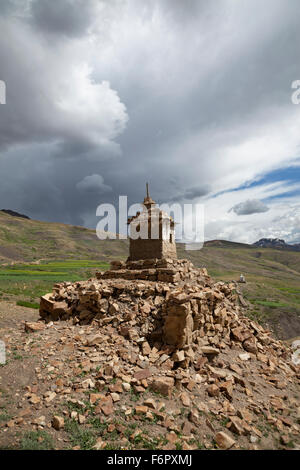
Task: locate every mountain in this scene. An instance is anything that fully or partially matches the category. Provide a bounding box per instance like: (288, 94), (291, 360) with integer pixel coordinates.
(253, 238), (300, 251)
(1, 209), (30, 219)
(0, 210), (128, 263)
(203, 239), (251, 249)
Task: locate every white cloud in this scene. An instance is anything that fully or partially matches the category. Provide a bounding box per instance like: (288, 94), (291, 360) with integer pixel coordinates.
(201, 182), (300, 243)
(0, 15), (128, 156)
(76, 174), (112, 193)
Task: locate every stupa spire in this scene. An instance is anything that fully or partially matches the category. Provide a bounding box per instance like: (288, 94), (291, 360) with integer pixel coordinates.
(143, 182), (155, 209)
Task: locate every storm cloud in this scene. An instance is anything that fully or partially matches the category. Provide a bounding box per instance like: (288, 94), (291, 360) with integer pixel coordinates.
(230, 199), (269, 216)
(76, 174), (112, 193)
(0, 0), (300, 242)
(31, 0), (99, 37)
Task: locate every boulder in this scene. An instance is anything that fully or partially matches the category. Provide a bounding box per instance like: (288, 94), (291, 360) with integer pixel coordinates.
(150, 377), (174, 397)
(215, 431), (236, 449)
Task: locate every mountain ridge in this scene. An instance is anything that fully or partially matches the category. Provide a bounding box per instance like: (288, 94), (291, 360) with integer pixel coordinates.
(1, 209), (30, 220)
(1, 209), (300, 261)
(253, 238), (300, 251)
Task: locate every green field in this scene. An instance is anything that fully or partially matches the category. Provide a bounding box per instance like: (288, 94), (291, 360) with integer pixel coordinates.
(0, 260), (109, 303)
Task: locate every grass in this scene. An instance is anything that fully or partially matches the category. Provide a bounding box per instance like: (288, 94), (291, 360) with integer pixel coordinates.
(20, 430), (55, 450)
(16, 300), (40, 309)
(65, 400), (86, 413)
(65, 418), (97, 450)
(60, 410), (171, 450)
(129, 389), (140, 402)
(0, 411), (12, 422)
(254, 300), (290, 309)
(7, 348), (23, 361)
(88, 416), (108, 434)
(0, 210), (129, 267)
(0, 260), (110, 305)
(286, 440), (295, 449)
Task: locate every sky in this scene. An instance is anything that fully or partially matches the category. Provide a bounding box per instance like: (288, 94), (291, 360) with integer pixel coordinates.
(0, 0), (300, 244)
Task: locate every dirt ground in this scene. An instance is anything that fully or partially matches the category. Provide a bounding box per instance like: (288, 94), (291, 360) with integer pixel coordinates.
(0, 300), (299, 451)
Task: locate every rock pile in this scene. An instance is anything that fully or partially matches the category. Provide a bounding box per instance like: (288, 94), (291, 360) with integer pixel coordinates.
(98, 258), (207, 283)
(1, 259), (299, 451)
(39, 258), (290, 369)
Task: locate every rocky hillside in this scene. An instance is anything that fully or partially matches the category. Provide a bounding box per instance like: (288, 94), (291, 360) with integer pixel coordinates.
(253, 238), (300, 251)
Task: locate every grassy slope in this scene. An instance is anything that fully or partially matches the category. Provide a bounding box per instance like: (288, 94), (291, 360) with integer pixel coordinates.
(0, 212), (299, 338)
(0, 211), (128, 263)
(178, 244), (300, 339)
(0, 260), (110, 305)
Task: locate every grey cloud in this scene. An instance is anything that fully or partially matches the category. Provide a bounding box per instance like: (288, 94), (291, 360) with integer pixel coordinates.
(230, 199), (270, 215)
(1, 0), (300, 237)
(0, 144), (117, 226)
(0, 0), (29, 16)
(0, 1), (14, 16)
(76, 174), (112, 193)
(168, 185), (211, 202)
(30, 0), (98, 37)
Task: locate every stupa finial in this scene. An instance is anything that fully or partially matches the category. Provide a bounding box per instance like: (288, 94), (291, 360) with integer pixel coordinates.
(143, 182), (155, 209)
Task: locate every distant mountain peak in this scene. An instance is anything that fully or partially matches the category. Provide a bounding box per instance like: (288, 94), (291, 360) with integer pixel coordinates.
(253, 238), (300, 251)
(1, 209), (30, 220)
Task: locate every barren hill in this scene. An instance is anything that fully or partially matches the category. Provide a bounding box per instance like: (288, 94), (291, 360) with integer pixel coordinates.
(0, 211), (128, 263)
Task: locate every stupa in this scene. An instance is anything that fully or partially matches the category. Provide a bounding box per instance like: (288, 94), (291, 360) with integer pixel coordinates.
(127, 183), (177, 261)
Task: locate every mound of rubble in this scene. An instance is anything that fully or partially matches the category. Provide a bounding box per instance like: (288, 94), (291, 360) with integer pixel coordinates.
(32, 258), (299, 449)
(39, 258), (291, 367)
(40, 258), (293, 367)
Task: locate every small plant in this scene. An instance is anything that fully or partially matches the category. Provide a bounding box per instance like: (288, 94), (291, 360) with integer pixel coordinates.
(88, 416), (108, 434)
(0, 411), (12, 422)
(20, 430), (55, 450)
(286, 440), (295, 449)
(65, 400), (85, 413)
(220, 417), (230, 427)
(16, 300), (40, 309)
(130, 389), (140, 402)
(65, 418), (97, 450)
(10, 349), (23, 361)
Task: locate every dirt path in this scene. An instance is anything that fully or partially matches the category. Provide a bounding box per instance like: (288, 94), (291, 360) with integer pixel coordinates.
(0, 301), (38, 328)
